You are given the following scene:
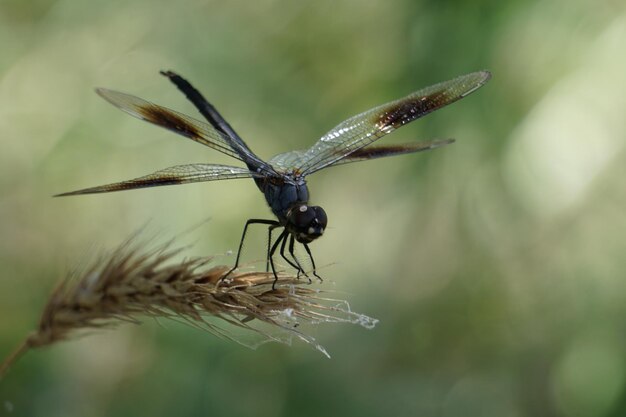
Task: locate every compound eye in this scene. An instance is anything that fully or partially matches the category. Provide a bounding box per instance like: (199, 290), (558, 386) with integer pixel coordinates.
(313, 206), (327, 229)
(292, 205), (315, 228)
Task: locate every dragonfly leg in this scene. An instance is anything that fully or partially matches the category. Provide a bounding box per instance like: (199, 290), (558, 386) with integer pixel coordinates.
(269, 230), (288, 290)
(288, 235), (310, 282)
(221, 218), (279, 284)
(303, 243), (322, 283)
(266, 224), (281, 272)
(278, 232), (302, 276)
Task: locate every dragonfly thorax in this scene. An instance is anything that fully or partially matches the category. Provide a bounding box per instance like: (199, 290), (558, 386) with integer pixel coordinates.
(261, 177), (309, 219)
(260, 179), (326, 242)
(286, 204), (327, 244)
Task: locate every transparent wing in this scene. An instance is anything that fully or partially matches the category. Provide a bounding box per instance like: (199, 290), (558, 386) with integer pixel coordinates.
(96, 88), (246, 162)
(278, 71), (490, 175)
(55, 164), (259, 196)
(269, 140), (453, 170)
(329, 139), (455, 167)
(268, 150), (307, 172)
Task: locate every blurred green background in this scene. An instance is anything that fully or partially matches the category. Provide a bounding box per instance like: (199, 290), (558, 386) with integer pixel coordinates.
(1, 0), (626, 416)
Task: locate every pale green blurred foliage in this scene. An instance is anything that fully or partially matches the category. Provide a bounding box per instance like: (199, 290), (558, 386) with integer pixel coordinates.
(1, 0), (625, 416)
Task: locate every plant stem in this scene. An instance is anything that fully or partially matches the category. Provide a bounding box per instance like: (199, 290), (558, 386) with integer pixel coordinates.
(0, 335), (32, 380)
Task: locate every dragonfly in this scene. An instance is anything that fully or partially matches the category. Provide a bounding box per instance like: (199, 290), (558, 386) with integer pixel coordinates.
(57, 70), (491, 289)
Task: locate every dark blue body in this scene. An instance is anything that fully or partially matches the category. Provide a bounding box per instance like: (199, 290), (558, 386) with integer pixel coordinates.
(254, 175), (309, 225)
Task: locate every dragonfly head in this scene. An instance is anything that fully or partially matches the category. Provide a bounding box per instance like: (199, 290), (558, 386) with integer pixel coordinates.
(287, 204), (327, 243)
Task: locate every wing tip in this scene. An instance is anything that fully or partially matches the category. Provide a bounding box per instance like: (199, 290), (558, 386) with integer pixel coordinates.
(470, 70), (492, 87)
(54, 182), (133, 196)
(477, 70), (492, 84)
(94, 87), (122, 106)
(457, 70), (492, 98)
(94, 87), (110, 97)
(54, 188), (102, 197)
(54, 190), (83, 197)
(434, 138), (456, 148)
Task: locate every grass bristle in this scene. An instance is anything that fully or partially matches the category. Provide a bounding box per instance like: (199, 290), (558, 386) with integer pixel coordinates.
(0, 238), (377, 378)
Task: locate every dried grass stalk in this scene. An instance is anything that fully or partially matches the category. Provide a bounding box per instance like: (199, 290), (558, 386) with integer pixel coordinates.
(0, 238), (377, 378)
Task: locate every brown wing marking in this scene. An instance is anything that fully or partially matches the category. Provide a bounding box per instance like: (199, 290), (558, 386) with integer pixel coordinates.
(55, 164), (258, 196)
(375, 92), (447, 132)
(95, 88), (243, 160)
(331, 139), (455, 166)
(293, 71), (491, 175)
(137, 105), (202, 139)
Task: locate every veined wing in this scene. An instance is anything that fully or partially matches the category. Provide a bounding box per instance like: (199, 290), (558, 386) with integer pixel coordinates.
(279, 71), (490, 176)
(269, 140), (454, 171)
(55, 164), (260, 196)
(96, 88), (246, 162)
(328, 139), (455, 166)
(268, 149), (307, 171)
